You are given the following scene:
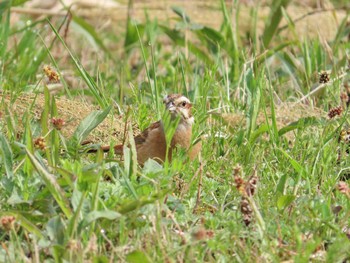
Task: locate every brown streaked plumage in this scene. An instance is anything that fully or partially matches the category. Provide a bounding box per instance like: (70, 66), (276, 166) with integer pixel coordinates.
(89, 94), (201, 165)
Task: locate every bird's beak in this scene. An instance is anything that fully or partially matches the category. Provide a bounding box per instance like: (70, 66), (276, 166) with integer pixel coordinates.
(166, 102), (176, 112)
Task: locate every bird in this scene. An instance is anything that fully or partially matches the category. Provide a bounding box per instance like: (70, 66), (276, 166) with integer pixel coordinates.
(89, 94), (201, 165)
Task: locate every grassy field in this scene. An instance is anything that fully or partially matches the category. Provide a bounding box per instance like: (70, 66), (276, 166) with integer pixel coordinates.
(1, 0), (350, 262)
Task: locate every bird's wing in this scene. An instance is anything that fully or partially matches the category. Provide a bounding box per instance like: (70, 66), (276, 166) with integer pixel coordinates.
(134, 121), (162, 145)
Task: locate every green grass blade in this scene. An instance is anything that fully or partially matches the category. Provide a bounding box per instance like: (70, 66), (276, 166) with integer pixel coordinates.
(50, 96), (60, 166)
(117, 189), (170, 214)
(262, 0), (291, 48)
(159, 26), (212, 65)
(332, 14), (349, 54)
(23, 117), (34, 176)
(278, 117), (321, 136)
(171, 6), (191, 23)
(71, 106), (111, 145)
(220, 0), (239, 80)
(0, 211), (43, 238)
(41, 87), (53, 166)
(268, 82), (279, 145)
(47, 20), (108, 108)
(67, 190), (86, 237)
(72, 15), (113, 60)
(25, 149), (72, 218)
(0, 132), (13, 177)
(82, 210), (121, 228)
(279, 148), (305, 195)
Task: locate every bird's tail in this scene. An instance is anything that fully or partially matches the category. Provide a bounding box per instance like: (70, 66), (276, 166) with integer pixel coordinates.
(86, 144), (124, 155)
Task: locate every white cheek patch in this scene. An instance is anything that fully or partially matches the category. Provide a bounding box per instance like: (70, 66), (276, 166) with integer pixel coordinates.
(187, 116), (194, 125)
(178, 108), (189, 119)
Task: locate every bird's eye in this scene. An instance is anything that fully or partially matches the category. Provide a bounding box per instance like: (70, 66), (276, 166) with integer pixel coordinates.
(181, 101), (187, 107)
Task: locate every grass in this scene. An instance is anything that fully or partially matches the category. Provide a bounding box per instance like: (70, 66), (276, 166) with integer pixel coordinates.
(0, 0), (350, 262)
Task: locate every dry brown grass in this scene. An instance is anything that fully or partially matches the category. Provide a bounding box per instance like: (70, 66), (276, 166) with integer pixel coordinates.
(0, 92), (133, 145)
(220, 102), (325, 140)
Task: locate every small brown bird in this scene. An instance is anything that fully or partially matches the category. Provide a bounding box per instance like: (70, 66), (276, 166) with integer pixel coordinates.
(91, 94), (201, 165)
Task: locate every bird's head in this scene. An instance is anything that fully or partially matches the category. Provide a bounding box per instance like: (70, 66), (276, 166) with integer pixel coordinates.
(163, 94), (194, 125)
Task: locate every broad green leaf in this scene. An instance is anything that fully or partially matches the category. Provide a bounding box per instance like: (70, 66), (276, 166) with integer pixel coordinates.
(249, 124), (269, 145)
(46, 216), (66, 245)
(126, 251), (151, 263)
(123, 146), (138, 199)
(0, 211), (43, 238)
(159, 26), (212, 64)
(117, 189), (170, 214)
(83, 210), (121, 226)
(142, 159), (163, 175)
(25, 149), (72, 218)
(71, 106), (111, 145)
(279, 149), (304, 174)
(124, 20), (144, 50)
(277, 194), (295, 211)
(127, 123), (138, 179)
(220, 0), (239, 79)
(0, 6), (10, 61)
(276, 174), (287, 194)
(332, 14), (349, 54)
(67, 190), (86, 237)
(124, 0), (145, 51)
(245, 67), (261, 140)
(278, 117), (320, 136)
(171, 6), (191, 23)
(0, 132), (13, 177)
(196, 26), (224, 45)
(262, 0), (291, 48)
(72, 15), (113, 59)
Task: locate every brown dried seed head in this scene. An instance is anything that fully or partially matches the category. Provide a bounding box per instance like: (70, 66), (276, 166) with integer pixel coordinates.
(34, 137), (46, 151)
(328, 106), (343, 119)
(234, 176), (246, 194)
(192, 228), (207, 240)
(240, 197), (253, 226)
(43, 65), (60, 82)
(51, 118), (65, 130)
(240, 198), (252, 213)
(245, 171), (258, 196)
(192, 228), (214, 240)
(319, 71), (330, 84)
(1, 216), (15, 231)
